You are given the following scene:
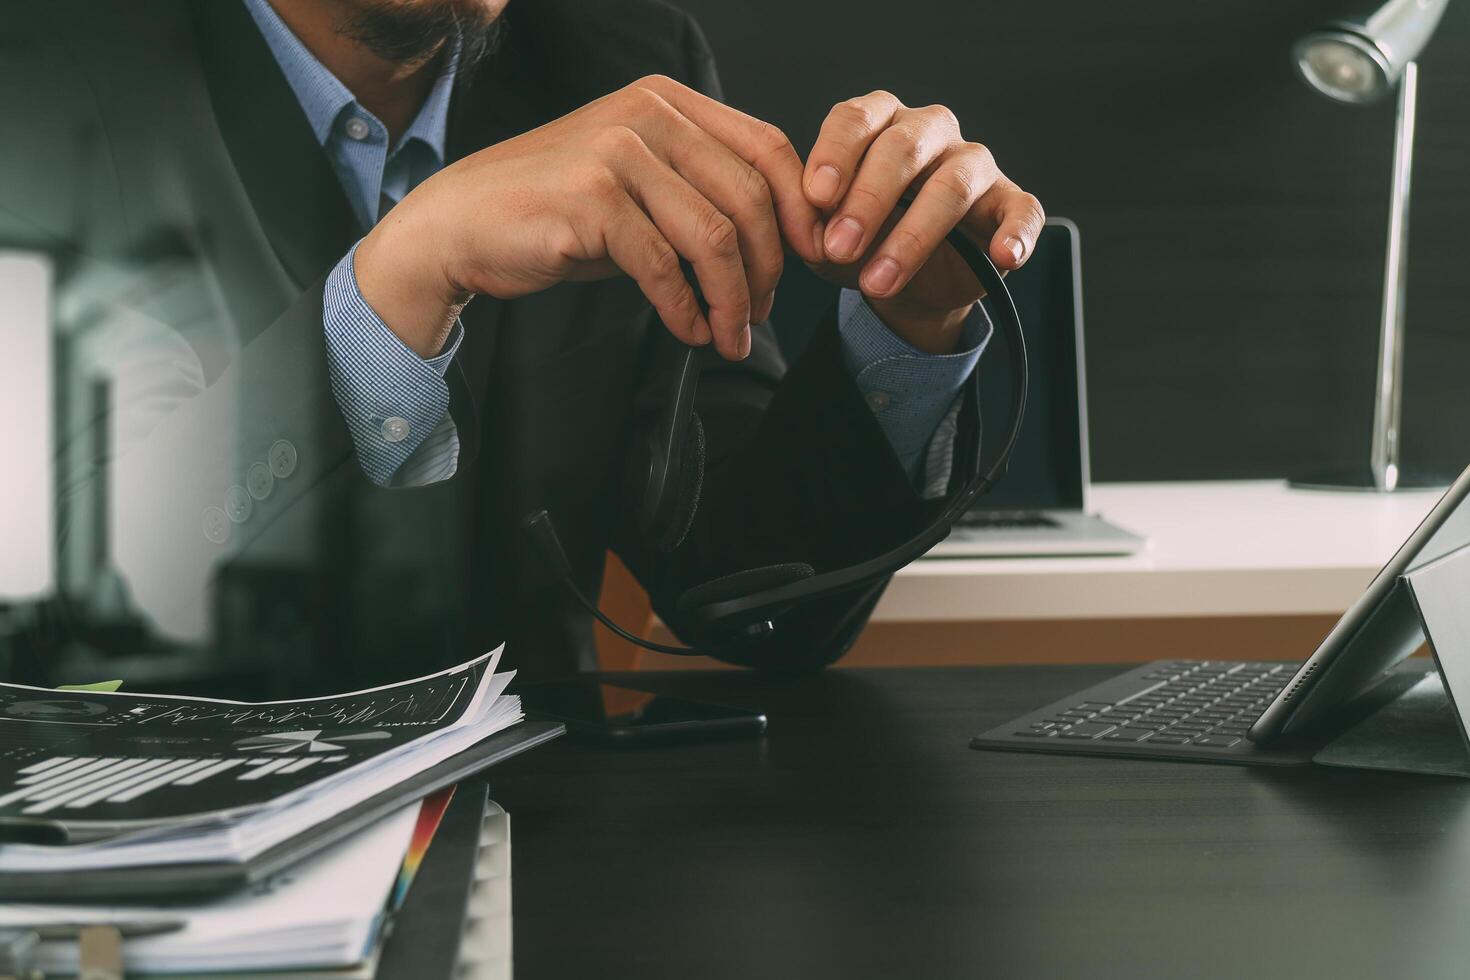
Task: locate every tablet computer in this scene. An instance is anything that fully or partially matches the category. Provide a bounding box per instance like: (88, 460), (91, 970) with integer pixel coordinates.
(1251, 463), (1470, 740)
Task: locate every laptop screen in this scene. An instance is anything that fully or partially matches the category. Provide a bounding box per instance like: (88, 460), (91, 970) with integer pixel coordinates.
(972, 220), (1087, 512)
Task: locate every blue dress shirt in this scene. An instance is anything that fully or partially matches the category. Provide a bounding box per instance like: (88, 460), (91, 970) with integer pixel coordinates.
(243, 0), (984, 492)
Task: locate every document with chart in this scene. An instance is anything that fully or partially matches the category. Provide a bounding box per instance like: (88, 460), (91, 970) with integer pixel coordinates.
(0, 646), (522, 874)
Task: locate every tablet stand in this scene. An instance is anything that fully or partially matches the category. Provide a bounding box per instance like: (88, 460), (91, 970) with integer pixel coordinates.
(1314, 541), (1470, 777)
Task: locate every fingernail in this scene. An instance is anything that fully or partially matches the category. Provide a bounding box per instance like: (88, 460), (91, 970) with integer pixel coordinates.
(693, 317), (712, 345)
(807, 164), (841, 203)
(863, 257), (900, 295)
(739, 324), (752, 360)
(825, 217), (863, 260)
(1005, 236), (1025, 264)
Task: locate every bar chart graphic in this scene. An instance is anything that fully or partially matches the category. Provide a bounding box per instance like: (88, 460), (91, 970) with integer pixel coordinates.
(0, 753), (351, 816)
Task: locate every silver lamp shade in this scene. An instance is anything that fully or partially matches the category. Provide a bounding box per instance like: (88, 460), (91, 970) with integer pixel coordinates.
(1294, 0), (1449, 103)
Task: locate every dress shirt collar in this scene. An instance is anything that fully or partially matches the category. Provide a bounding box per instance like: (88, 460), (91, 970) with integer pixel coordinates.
(241, 0), (455, 163)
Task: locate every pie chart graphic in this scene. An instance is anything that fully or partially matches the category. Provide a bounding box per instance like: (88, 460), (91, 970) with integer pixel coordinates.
(233, 729), (393, 754)
(5, 699), (109, 719)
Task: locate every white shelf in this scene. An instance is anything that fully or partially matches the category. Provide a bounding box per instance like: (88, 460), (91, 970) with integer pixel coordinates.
(877, 480), (1443, 622)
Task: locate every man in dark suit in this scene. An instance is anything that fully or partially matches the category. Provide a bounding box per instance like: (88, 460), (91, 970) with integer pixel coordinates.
(0, 0), (1042, 692)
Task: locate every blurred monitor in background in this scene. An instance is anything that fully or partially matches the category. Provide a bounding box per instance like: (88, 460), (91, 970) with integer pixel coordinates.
(0, 252), (53, 603)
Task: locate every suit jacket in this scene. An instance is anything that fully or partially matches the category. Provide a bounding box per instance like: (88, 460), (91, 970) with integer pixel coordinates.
(0, 0), (979, 694)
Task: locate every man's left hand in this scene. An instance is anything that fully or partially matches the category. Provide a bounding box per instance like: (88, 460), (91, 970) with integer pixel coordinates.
(803, 91), (1044, 354)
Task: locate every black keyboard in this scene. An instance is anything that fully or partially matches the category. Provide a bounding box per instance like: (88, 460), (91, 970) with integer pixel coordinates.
(955, 511), (1060, 530)
(971, 660), (1317, 766)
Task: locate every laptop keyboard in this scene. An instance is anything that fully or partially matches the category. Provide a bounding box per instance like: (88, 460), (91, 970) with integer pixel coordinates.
(955, 511), (1061, 530)
(1009, 661), (1291, 747)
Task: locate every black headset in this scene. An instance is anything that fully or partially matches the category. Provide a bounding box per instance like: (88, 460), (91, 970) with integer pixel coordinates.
(523, 226), (1027, 656)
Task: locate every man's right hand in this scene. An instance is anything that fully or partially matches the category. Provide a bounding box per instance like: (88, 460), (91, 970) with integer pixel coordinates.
(354, 75), (825, 362)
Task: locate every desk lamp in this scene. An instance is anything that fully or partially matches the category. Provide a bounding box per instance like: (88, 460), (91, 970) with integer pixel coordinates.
(1290, 0), (1451, 492)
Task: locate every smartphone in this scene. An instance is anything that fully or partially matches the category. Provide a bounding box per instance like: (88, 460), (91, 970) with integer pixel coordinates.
(517, 680), (766, 745)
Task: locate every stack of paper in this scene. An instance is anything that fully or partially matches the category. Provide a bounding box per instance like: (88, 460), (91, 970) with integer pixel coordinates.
(0, 647), (521, 875)
(0, 793), (449, 976)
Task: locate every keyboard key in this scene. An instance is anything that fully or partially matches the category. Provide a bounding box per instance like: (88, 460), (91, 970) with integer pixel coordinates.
(1145, 734), (1192, 744)
(1074, 702), (1113, 711)
(1103, 728), (1157, 741)
(1013, 729), (1056, 737)
(1058, 723), (1116, 739)
(1194, 735), (1242, 747)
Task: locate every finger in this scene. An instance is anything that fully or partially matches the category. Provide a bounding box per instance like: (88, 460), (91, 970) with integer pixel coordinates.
(972, 178), (1046, 271)
(601, 200), (712, 348)
(859, 143), (1000, 299)
(802, 90), (902, 210)
(611, 128), (753, 360)
(630, 75), (824, 265)
(824, 105), (961, 265)
(634, 97), (784, 324)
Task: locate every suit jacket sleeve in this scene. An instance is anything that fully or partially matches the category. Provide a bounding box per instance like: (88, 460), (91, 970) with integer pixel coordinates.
(0, 13), (361, 643)
(105, 277), (361, 640)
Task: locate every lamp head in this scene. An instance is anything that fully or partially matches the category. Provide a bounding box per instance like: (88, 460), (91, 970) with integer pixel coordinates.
(1293, 0), (1449, 104)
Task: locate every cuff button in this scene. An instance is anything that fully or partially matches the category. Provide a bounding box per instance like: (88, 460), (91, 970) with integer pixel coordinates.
(865, 390), (892, 413)
(224, 485), (253, 524)
(381, 416), (411, 444)
(246, 461), (275, 500)
(269, 439), (298, 479)
(202, 506), (230, 545)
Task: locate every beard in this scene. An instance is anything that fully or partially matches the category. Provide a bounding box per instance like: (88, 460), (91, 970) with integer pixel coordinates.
(335, 0), (507, 74)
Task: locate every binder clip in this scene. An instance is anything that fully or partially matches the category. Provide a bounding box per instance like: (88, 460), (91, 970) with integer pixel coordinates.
(1, 922), (177, 980)
(0, 928), (40, 980)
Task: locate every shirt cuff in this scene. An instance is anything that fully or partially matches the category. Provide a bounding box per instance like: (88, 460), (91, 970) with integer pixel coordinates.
(322, 241), (464, 487)
(836, 289), (990, 487)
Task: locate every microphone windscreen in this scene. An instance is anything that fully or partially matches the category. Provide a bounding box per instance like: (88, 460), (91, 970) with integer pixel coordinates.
(676, 561), (815, 614)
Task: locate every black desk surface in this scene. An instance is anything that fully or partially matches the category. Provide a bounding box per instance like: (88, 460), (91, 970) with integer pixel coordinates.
(467, 665), (1470, 978)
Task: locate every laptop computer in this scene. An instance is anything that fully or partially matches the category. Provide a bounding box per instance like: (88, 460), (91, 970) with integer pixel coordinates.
(971, 460), (1470, 765)
(929, 218), (1144, 558)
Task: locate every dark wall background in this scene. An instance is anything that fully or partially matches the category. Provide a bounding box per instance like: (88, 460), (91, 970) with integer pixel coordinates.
(676, 0), (1470, 481)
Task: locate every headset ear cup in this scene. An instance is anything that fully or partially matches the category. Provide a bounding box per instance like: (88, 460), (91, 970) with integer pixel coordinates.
(649, 413), (705, 553)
